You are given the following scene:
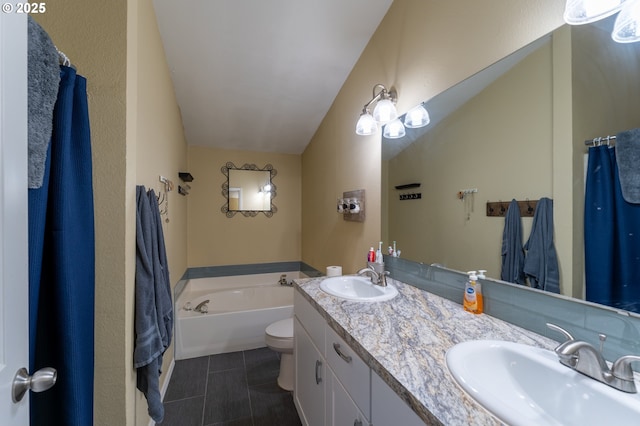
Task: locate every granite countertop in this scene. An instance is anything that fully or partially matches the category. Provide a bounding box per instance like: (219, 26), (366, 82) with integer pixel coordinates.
(294, 276), (559, 425)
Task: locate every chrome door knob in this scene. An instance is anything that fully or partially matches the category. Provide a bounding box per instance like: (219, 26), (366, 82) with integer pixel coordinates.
(12, 367), (57, 403)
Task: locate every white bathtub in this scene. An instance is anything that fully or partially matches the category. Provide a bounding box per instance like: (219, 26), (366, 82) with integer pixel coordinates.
(175, 271), (306, 360)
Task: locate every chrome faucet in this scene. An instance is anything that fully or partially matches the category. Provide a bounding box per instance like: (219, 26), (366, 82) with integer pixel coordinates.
(547, 323), (640, 393)
(279, 274), (292, 286)
(194, 299), (209, 314)
(357, 264), (389, 287)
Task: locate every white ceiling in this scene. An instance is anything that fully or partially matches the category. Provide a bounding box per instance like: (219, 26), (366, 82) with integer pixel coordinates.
(152, 0), (394, 154)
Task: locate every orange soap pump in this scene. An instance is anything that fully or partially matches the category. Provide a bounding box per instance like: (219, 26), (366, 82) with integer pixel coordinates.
(463, 271), (482, 314)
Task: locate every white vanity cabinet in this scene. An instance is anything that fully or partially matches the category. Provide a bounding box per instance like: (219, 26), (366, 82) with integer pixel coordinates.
(295, 291), (372, 426)
(294, 317), (325, 426)
(325, 325), (371, 418)
(294, 290), (327, 426)
(371, 372), (425, 426)
(326, 369), (369, 426)
(294, 290), (426, 425)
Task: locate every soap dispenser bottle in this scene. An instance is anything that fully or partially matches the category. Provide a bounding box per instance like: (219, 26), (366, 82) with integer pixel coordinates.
(463, 271), (480, 314)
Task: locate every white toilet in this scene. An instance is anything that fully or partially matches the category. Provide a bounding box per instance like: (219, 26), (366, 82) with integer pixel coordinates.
(265, 317), (294, 391)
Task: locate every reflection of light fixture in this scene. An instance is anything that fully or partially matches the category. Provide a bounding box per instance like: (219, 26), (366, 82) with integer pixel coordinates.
(404, 104), (431, 128)
(355, 84), (399, 135)
(259, 183), (272, 193)
(563, 0), (627, 25)
(563, 0), (640, 44)
(613, 0), (640, 42)
(383, 118), (406, 139)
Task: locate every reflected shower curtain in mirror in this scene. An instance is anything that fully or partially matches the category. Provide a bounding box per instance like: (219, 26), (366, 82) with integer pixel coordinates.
(28, 66), (94, 425)
(584, 145), (640, 313)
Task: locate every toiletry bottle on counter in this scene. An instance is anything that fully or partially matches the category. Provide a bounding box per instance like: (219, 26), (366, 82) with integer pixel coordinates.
(367, 247), (376, 263)
(463, 271), (480, 314)
(376, 242), (383, 264)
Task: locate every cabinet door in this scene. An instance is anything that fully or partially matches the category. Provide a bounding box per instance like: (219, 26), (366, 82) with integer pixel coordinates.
(326, 369), (369, 426)
(294, 318), (325, 426)
(371, 373), (425, 426)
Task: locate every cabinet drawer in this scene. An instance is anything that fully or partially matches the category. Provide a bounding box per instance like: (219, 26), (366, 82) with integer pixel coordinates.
(325, 325), (371, 419)
(294, 290), (325, 354)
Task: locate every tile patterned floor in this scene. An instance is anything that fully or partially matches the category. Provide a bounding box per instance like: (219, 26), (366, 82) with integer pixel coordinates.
(159, 347), (302, 426)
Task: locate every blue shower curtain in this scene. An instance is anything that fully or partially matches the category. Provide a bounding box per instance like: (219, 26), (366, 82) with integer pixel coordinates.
(28, 66), (95, 425)
(584, 145), (640, 313)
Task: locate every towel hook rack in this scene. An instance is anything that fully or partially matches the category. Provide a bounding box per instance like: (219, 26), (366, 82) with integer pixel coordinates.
(486, 199), (539, 217)
(157, 176), (173, 222)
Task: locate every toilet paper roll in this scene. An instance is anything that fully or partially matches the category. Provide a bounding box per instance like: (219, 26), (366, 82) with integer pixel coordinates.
(326, 266), (342, 277)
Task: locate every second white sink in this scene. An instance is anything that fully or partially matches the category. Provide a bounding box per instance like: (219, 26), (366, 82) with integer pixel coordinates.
(320, 276), (398, 302)
(446, 340), (640, 426)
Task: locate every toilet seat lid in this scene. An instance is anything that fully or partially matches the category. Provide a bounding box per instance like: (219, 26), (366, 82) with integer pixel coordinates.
(266, 318), (293, 338)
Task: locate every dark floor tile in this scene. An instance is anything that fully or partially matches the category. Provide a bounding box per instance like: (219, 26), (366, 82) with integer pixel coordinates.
(249, 382), (301, 426)
(244, 347), (280, 386)
(164, 357), (210, 401)
(209, 351), (245, 372)
(158, 395), (204, 426)
(205, 419), (253, 426)
(203, 369), (252, 424)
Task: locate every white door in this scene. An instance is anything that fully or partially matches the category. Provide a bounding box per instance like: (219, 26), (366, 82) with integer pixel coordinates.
(0, 7), (30, 424)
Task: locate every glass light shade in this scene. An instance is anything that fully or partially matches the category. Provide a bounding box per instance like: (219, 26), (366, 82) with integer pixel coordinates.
(612, 0), (640, 42)
(564, 0), (627, 24)
(383, 118), (406, 139)
(404, 104), (431, 128)
(355, 112), (378, 135)
(372, 99), (398, 123)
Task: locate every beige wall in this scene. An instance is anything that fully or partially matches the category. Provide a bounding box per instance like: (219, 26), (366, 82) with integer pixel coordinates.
(386, 41), (554, 279)
(35, 0), (188, 424)
(132, 0), (188, 423)
(187, 146), (301, 267)
(301, 0), (565, 274)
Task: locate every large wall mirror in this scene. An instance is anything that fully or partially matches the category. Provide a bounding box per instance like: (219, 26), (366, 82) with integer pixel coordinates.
(221, 162), (277, 217)
(382, 16), (640, 313)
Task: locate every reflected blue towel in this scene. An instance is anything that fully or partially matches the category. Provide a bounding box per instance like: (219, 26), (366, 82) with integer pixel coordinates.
(501, 199), (525, 284)
(135, 186), (173, 423)
(524, 197), (560, 293)
(616, 128), (640, 203)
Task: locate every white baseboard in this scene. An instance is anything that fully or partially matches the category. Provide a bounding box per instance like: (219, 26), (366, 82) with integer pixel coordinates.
(148, 358), (176, 426)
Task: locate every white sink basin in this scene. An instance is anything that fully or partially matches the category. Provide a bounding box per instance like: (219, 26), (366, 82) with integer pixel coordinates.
(319, 276), (398, 302)
(446, 340), (640, 426)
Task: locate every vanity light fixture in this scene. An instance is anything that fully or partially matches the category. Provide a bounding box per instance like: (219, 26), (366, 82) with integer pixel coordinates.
(563, 0), (627, 25)
(355, 84), (398, 136)
(564, 0), (640, 43)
